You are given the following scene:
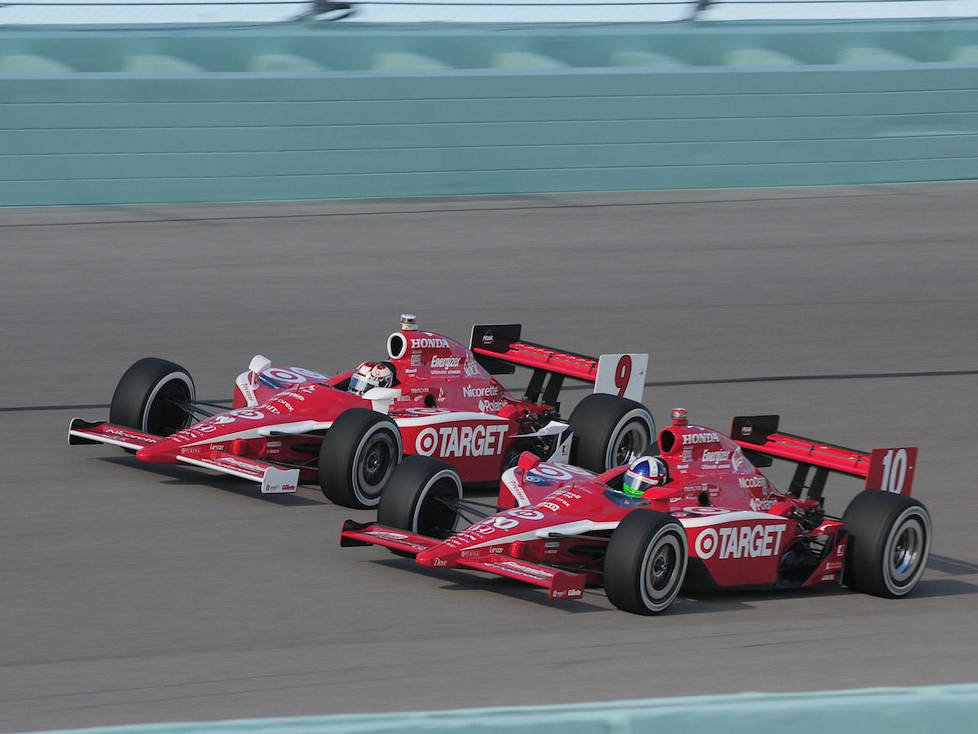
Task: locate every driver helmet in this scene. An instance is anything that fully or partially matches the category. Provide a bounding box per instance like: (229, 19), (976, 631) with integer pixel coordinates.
(622, 456), (669, 497)
(349, 361), (394, 396)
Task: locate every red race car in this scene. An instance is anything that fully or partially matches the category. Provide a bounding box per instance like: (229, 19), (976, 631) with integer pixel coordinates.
(69, 316), (653, 508)
(341, 409), (931, 613)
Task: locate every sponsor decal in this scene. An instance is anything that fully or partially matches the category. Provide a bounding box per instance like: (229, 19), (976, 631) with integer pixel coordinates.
(464, 360), (481, 377)
(479, 399), (506, 413)
(431, 356), (461, 369)
(433, 558), (448, 567)
(683, 432), (720, 445)
(749, 497), (778, 512)
(462, 384), (500, 398)
(701, 449), (730, 463)
(411, 352), (422, 367)
(367, 530), (408, 541)
(694, 523), (787, 560)
(411, 337), (450, 349)
(482, 331), (494, 345)
(739, 476), (767, 489)
(498, 561), (552, 581)
(415, 424), (508, 458)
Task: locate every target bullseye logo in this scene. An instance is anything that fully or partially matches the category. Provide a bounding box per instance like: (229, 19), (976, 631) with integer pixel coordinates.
(694, 528), (719, 559)
(416, 427), (439, 456)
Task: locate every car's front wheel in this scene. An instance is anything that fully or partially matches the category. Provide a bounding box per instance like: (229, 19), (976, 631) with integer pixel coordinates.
(378, 455), (463, 539)
(318, 408), (402, 509)
(109, 357), (195, 436)
(604, 510), (687, 615)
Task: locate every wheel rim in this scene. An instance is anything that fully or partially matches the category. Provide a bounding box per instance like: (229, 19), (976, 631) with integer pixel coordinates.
(611, 420), (651, 467)
(640, 530), (685, 610)
(888, 515), (926, 587)
(356, 430), (397, 500)
(144, 377), (193, 436)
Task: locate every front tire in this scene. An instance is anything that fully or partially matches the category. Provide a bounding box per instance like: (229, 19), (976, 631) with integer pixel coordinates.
(843, 490), (931, 598)
(109, 357), (195, 436)
(604, 510), (688, 615)
(378, 455), (463, 538)
(569, 393), (655, 472)
(319, 409), (402, 509)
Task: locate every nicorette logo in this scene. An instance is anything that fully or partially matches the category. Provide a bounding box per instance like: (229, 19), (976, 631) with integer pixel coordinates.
(739, 476), (766, 489)
(683, 432), (720, 445)
(463, 384), (499, 398)
(411, 337), (450, 349)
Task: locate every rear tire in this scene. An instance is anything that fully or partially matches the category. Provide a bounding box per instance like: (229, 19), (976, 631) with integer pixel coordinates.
(318, 408), (402, 509)
(378, 456), (463, 539)
(569, 393), (655, 472)
(109, 357), (195, 436)
(843, 490), (931, 598)
(604, 510), (687, 615)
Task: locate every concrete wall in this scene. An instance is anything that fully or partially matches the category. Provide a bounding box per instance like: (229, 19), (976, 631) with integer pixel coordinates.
(2, 21), (977, 205)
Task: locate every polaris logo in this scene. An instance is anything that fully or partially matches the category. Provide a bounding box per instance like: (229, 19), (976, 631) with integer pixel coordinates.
(683, 432), (720, 445)
(415, 424), (508, 458)
(431, 356), (461, 369)
(411, 337), (449, 349)
(694, 523), (787, 560)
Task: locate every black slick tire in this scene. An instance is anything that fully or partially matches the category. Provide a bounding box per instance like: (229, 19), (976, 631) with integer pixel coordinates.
(318, 408), (402, 509)
(842, 490), (931, 598)
(109, 357), (195, 436)
(604, 510), (688, 615)
(378, 456), (463, 538)
(569, 393), (655, 472)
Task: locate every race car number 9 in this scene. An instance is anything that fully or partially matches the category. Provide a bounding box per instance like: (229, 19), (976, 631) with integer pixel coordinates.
(615, 355), (632, 398)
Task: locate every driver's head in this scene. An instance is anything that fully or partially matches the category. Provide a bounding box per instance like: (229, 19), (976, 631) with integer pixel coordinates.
(349, 361), (394, 396)
(622, 456), (669, 497)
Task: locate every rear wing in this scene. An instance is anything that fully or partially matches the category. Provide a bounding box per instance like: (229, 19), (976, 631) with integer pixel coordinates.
(731, 415), (917, 498)
(470, 323), (647, 404)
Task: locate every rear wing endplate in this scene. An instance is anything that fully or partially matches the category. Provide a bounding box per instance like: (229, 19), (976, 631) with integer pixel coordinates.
(731, 415), (917, 498)
(470, 323), (647, 403)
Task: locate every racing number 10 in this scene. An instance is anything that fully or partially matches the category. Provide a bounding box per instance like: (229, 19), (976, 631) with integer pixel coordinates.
(879, 448), (909, 493)
(614, 355), (632, 398)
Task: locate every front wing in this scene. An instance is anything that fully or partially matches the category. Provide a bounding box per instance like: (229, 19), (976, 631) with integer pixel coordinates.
(341, 521), (587, 600)
(68, 418), (299, 494)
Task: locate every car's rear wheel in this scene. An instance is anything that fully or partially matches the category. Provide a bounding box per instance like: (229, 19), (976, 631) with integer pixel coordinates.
(842, 490), (932, 598)
(604, 510), (687, 615)
(319, 408), (402, 509)
(569, 393), (655, 472)
(109, 357), (195, 437)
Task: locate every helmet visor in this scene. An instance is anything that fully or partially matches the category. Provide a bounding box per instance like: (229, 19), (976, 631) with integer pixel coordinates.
(349, 373), (375, 396)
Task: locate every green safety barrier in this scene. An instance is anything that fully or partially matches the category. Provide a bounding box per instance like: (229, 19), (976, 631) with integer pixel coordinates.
(32, 684), (978, 734)
(1, 20), (977, 205)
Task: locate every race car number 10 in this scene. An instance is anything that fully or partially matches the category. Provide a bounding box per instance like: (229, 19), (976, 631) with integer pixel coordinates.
(879, 448), (909, 493)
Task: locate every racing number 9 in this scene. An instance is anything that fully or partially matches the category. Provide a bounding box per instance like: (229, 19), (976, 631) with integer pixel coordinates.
(614, 355), (632, 398)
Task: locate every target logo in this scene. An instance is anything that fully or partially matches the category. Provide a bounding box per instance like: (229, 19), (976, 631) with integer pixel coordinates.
(695, 528), (720, 559)
(416, 427), (439, 455)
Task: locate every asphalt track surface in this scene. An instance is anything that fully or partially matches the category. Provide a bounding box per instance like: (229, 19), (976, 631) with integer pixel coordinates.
(2, 184), (978, 732)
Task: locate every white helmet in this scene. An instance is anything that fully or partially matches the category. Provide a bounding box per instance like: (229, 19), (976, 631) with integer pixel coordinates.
(349, 361), (394, 396)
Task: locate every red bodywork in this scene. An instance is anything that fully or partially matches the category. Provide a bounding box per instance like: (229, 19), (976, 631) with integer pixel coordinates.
(69, 323), (641, 493)
(342, 411), (917, 600)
